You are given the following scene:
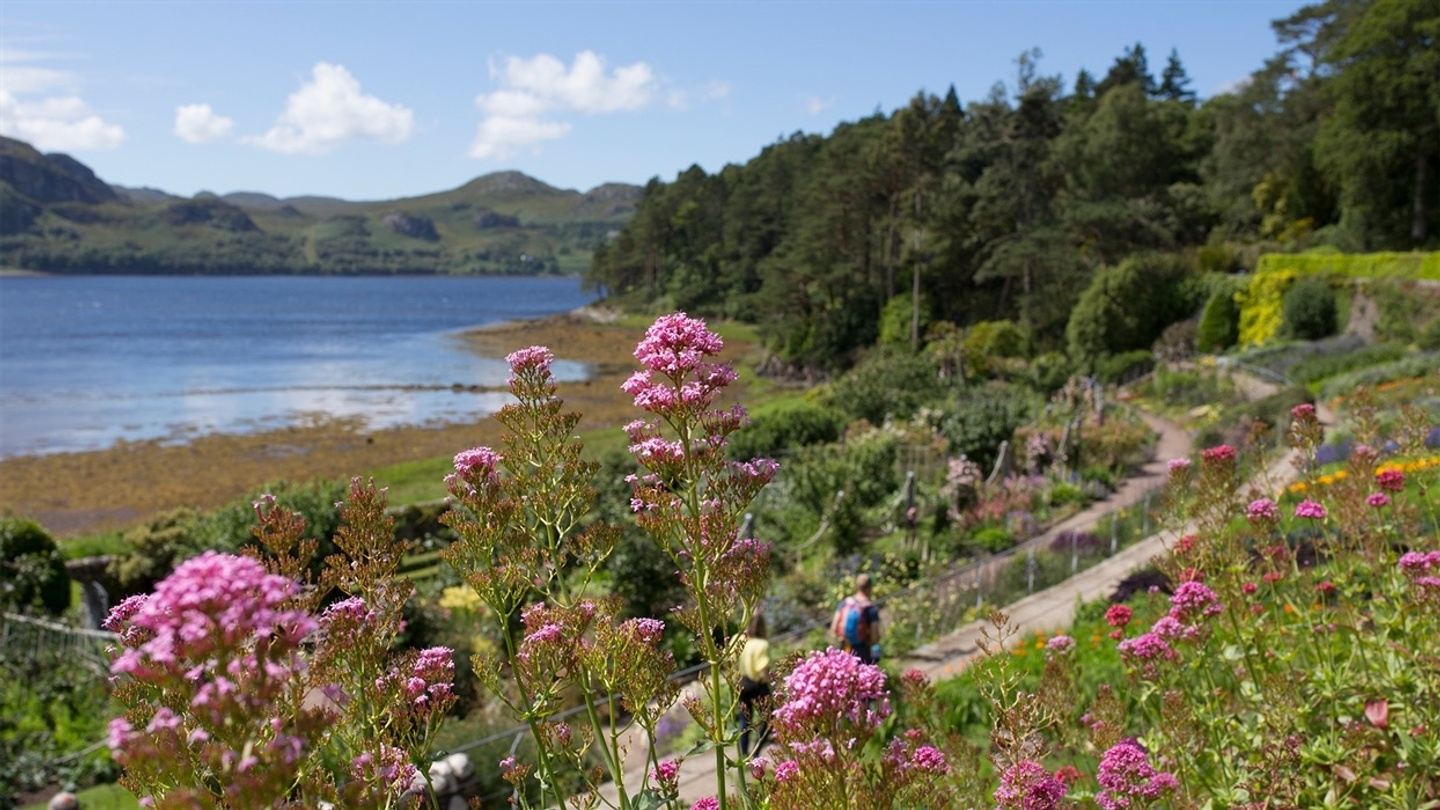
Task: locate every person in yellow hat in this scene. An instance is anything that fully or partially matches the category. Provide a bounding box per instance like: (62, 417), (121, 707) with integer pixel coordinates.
(736, 612), (772, 755)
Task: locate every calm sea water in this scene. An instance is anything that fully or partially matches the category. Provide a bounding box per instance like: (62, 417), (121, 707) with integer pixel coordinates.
(0, 275), (596, 458)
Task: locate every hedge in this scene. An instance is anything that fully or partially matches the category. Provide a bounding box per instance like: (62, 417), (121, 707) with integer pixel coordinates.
(1238, 251), (1440, 346)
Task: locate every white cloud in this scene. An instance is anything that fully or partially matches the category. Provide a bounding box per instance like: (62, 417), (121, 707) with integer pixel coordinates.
(251, 63), (414, 154)
(803, 95), (834, 116)
(469, 116), (570, 160)
(470, 50), (657, 161)
(0, 89), (124, 151)
(496, 51), (654, 114)
(0, 49), (123, 150)
(704, 80), (732, 101)
(173, 103), (234, 143)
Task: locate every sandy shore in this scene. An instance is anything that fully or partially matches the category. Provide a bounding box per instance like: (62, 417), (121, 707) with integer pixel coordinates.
(0, 309), (752, 538)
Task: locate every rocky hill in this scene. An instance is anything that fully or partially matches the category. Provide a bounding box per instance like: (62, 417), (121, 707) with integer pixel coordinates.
(0, 136), (640, 275)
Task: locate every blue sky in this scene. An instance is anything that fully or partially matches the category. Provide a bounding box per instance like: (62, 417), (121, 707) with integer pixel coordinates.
(0, 1), (1303, 199)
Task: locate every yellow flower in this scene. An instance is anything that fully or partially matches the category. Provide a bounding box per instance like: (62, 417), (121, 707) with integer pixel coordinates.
(1332, 469), (1348, 480)
(1318, 475), (1334, 486)
(440, 586), (483, 613)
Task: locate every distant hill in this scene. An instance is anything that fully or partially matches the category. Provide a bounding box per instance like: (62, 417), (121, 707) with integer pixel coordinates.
(0, 136), (640, 275)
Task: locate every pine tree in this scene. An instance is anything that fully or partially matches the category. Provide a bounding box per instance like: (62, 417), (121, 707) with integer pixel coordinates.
(1158, 48), (1196, 102)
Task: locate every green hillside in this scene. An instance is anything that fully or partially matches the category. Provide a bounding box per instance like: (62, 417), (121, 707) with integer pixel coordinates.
(0, 136), (639, 275)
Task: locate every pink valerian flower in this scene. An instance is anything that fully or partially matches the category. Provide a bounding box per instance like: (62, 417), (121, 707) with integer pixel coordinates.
(633, 312), (725, 375)
(1246, 498), (1278, 523)
(403, 647), (455, 711)
(1166, 457), (1191, 477)
(908, 745), (949, 775)
(1294, 500), (1328, 520)
(1169, 581), (1222, 623)
(1376, 467), (1405, 492)
(1367, 492), (1391, 508)
(351, 744), (417, 790)
(107, 717), (136, 757)
(994, 759), (1067, 810)
(651, 759), (681, 793)
(772, 648), (891, 740)
(1046, 635), (1075, 654)
(1399, 551), (1440, 574)
(629, 437), (686, 467)
(1290, 403), (1316, 423)
(774, 759), (800, 783)
(1118, 633), (1177, 677)
(1200, 444), (1236, 466)
(505, 345), (554, 376)
(1096, 741), (1178, 810)
(628, 618), (666, 645)
(1242, 582), (1258, 595)
(452, 446), (502, 478)
(1148, 616), (1191, 642)
(1105, 604), (1133, 629)
(108, 552), (315, 677)
(749, 757), (769, 780)
(690, 798), (720, 810)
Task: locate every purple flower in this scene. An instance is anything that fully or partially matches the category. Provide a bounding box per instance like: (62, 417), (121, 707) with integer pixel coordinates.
(1246, 498), (1278, 522)
(1045, 635), (1075, 654)
(774, 759), (800, 783)
(1169, 581), (1222, 623)
(773, 648), (890, 739)
(1096, 741), (1178, 809)
(909, 745), (949, 774)
(1294, 500), (1327, 520)
(994, 760), (1066, 810)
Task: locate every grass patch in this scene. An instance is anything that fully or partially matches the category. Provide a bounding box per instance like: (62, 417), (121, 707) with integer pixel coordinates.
(22, 783), (137, 810)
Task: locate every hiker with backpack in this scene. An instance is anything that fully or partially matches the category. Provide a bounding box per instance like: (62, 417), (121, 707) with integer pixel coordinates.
(831, 573), (881, 664)
(736, 612), (772, 756)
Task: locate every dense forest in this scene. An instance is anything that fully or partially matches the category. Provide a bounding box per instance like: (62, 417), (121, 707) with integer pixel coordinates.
(588, 0), (1438, 370)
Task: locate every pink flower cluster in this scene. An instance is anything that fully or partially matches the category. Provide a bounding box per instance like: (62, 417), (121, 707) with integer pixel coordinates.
(1290, 403), (1316, 422)
(1367, 492), (1391, 509)
(351, 744), (417, 791)
(621, 313), (736, 418)
(1046, 635), (1075, 654)
(690, 798), (720, 810)
(505, 345), (554, 376)
(1105, 604), (1132, 629)
(1245, 498), (1278, 523)
(107, 551), (315, 679)
(403, 647), (455, 711)
(1200, 444), (1236, 466)
(1376, 468), (1405, 492)
(1400, 551), (1440, 596)
(1166, 457), (1191, 477)
(773, 648), (891, 740)
(651, 759), (680, 793)
(1168, 581), (1222, 623)
(994, 759), (1067, 810)
(1095, 741), (1178, 810)
(452, 446), (502, 478)
(1117, 632), (1177, 677)
(1294, 500), (1327, 520)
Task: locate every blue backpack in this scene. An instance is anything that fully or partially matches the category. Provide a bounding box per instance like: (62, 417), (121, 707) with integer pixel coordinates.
(839, 598), (871, 648)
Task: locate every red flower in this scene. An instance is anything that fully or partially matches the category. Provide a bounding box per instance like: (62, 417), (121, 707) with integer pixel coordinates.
(1105, 604), (1133, 629)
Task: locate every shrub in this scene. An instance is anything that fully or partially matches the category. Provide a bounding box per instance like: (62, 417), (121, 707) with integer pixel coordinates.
(0, 517), (68, 615)
(1026, 352), (1073, 394)
(1282, 277), (1338, 340)
(828, 351), (945, 424)
(1095, 350), (1156, 384)
(1195, 290), (1239, 352)
(877, 292), (931, 350)
(961, 320), (1029, 377)
(1254, 250), (1440, 281)
(970, 525), (1013, 553)
(1066, 255), (1195, 366)
(1153, 318), (1198, 362)
(727, 398), (846, 461)
(940, 383), (1037, 471)
(1318, 353), (1440, 399)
